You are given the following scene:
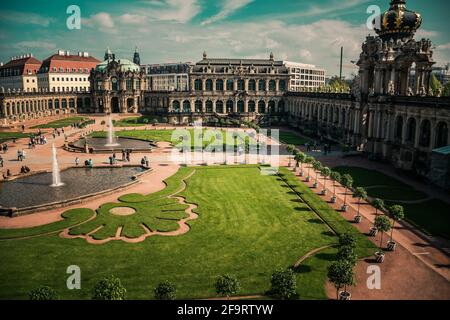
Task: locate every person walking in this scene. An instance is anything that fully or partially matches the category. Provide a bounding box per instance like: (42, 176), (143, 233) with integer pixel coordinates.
(75, 157), (80, 166)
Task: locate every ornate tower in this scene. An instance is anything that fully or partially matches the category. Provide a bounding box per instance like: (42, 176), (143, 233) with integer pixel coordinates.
(133, 47), (141, 65)
(104, 47), (113, 61)
(357, 0), (434, 97)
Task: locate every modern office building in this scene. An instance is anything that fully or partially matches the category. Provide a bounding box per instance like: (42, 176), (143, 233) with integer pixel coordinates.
(283, 61), (326, 91)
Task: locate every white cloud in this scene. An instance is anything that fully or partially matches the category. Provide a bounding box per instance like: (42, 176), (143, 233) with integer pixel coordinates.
(13, 41), (56, 51)
(119, 14), (147, 25)
(83, 12), (116, 33)
(201, 0), (254, 25)
(0, 10), (52, 27)
(148, 0), (201, 23)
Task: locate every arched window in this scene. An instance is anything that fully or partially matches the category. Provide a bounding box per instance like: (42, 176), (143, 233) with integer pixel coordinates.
(205, 79), (213, 91)
(61, 99), (67, 109)
(69, 98), (75, 108)
(435, 122), (448, 148)
(226, 79), (233, 91)
(216, 100), (224, 114)
(183, 100), (191, 113)
(269, 80), (276, 91)
(248, 100), (256, 112)
(216, 79), (224, 91)
(279, 80), (286, 91)
(406, 118), (416, 143)
(126, 79), (133, 90)
(195, 100), (202, 112)
(237, 79), (245, 91)
(278, 100), (285, 113)
(237, 100), (245, 113)
(54, 100), (60, 109)
(258, 100), (266, 113)
(258, 80), (265, 91)
(194, 79), (202, 91)
(419, 119), (431, 147)
(206, 100), (213, 112)
(48, 100), (53, 109)
(173, 100), (180, 112)
(395, 116), (403, 140)
(248, 80), (256, 91)
(269, 100), (276, 113)
(226, 100), (234, 113)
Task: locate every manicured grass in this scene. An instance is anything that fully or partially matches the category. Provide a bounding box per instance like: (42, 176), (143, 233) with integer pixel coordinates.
(90, 129), (256, 150)
(32, 116), (88, 129)
(113, 116), (155, 127)
(0, 166), (372, 299)
(0, 132), (30, 143)
(0, 209), (94, 240)
(277, 130), (312, 146)
(386, 199), (450, 239)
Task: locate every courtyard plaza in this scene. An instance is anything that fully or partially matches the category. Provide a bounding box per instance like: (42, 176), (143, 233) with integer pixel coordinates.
(0, 114), (449, 299)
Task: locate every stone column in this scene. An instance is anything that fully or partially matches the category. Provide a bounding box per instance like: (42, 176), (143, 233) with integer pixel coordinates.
(244, 99), (248, 113)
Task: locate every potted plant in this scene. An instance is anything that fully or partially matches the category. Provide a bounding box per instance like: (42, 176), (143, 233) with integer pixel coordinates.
(320, 167), (331, 195)
(340, 174), (353, 212)
(286, 144), (295, 167)
(327, 260), (354, 300)
(370, 198), (385, 236)
(352, 187), (367, 224)
(330, 171), (341, 203)
(312, 160), (322, 188)
(387, 205), (404, 251)
(295, 151), (306, 177)
(304, 156), (314, 182)
(374, 215), (391, 263)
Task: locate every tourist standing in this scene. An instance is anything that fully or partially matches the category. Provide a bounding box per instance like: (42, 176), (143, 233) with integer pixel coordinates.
(75, 157), (80, 166)
(0, 155), (3, 167)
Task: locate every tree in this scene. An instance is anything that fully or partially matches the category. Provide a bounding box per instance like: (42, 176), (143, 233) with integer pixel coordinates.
(429, 74), (442, 96)
(92, 275), (127, 300)
(372, 198), (385, 217)
(340, 174), (353, 208)
(328, 76), (350, 93)
(270, 268), (297, 300)
(388, 205), (405, 242)
(312, 160), (323, 185)
(29, 286), (58, 300)
(215, 274), (240, 298)
(330, 171), (341, 198)
(442, 82), (450, 97)
(336, 245), (358, 266)
(353, 187), (367, 217)
(374, 215), (391, 251)
(295, 152), (306, 175)
(154, 280), (176, 300)
(321, 167), (331, 193)
(286, 145), (295, 167)
(327, 260), (354, 299)
(305, 156), (315, 180)
(338, 232), (357, 249)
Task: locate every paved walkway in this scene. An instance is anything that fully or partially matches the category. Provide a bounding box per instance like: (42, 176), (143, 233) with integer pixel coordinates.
(283, 161), (450, 299)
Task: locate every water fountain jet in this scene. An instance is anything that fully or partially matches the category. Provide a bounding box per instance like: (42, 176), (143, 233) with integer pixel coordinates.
(105, 116), (120, 147)
(50, 143), (64, 187)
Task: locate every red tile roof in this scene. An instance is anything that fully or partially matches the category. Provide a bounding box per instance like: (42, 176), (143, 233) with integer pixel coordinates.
(0, 56), (42, 77)
(39, 54), (100, 74)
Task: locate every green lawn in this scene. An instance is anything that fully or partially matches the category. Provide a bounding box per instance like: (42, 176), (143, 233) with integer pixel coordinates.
(277, 130), (312, 146)
(0, 166), (373, 299)
(0, 132), (30, 143)
(113, 116), (156, 127)
(90, 129), (256, 151)
(332, 166), (450, 239)
(32, 116), (88, 129)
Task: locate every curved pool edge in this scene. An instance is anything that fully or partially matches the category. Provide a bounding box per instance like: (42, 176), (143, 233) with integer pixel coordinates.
(0, 165), (152, 217)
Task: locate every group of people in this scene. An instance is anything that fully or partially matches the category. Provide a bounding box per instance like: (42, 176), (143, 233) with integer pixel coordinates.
(140, 156), (149, 167)
(17, 149), (26, 161)
(2, 169), (11, 180)
(20, 165), (31, 174)
(52, 128), (64, 139)
(121, 149), (132, 162)
(28, 135), (47, 149)
(305, 141), (332, 155)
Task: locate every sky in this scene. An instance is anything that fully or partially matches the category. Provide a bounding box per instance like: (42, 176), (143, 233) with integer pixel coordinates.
(0, 0), (449, 78)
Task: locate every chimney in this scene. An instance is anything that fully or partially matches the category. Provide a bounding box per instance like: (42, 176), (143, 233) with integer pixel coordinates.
(58, 50), (64, 56)
(66, 50), (70, 56)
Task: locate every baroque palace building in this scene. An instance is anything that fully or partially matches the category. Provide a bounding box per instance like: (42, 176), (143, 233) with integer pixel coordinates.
(0, 0), (449, 184)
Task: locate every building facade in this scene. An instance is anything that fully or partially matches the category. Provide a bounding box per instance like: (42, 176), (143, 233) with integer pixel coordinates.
(283, 61), (326, 91)
(142, 62), (191, 92)
(89, 49), (147, 113)
(0, 54), (41, 93)
(36, 50), (100, 93)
